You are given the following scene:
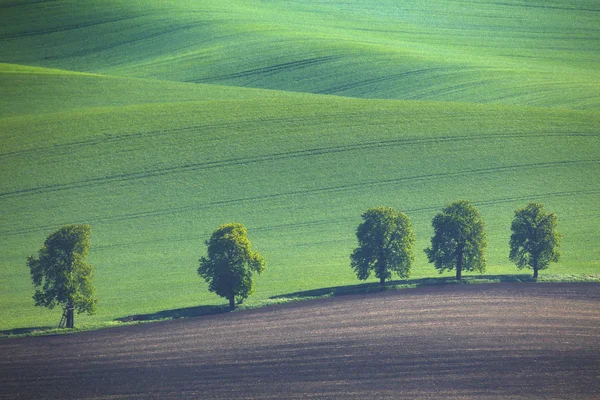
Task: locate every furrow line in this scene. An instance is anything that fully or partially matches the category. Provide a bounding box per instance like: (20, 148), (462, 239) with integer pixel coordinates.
(0, 0), (57, 9)
(1, 134), (597, 198)
(0, 162), (597, 237)
(85, 188), (600, 251)
(0, 16), (138, 40)
(0, 113), (363, 160)
(40, 21), (209, 61)
(190, 56), (340, 83)
(317, 68), (448, 95)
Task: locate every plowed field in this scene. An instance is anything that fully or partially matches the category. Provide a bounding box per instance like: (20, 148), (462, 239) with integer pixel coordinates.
(2, 284), (599, 399)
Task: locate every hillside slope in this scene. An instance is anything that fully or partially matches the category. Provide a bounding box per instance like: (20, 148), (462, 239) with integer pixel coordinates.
(1, 68), (598, 330)
(0, 0), (599, 332)
(1, 0), (599, 106)
(0, 63), (306, 117)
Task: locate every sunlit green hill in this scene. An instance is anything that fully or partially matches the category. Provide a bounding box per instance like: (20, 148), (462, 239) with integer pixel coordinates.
(1, 0), (598, 107)
(0, 63), (304, 117)
(0, 0), (599, 333)
(1, 66), (598, 330)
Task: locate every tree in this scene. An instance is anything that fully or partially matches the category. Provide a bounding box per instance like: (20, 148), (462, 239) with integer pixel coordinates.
(350, 207), (416, 287)
(425, 200), (487, 280)
(509, 202), (561, 279)
(27, 224), (97, 328)
(198, 223), (265, 309)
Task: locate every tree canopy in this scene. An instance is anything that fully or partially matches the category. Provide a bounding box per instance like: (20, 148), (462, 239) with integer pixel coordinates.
(425, 200), (487, 280)
(198, 223), (265, 309)
(350, 207), (416, 287)
(509, 202), (561, 279)
(27, 224), (96, 328)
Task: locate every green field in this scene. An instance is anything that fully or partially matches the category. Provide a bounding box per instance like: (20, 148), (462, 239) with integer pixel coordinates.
(0, 0), (599, 333)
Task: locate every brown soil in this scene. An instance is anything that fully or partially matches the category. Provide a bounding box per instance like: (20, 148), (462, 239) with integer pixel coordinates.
(1, 283), (599, 399)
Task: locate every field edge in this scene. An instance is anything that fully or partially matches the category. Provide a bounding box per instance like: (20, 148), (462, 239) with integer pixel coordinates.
(3, 274), (599, 339)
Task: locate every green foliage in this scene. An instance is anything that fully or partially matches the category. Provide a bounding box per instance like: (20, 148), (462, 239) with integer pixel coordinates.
(350, 207), (415, 286)
(198, 223), (265, 308)
(26, 225), (97, 317)
(425, 200), (487, 280)
(509, 202), (561, 278)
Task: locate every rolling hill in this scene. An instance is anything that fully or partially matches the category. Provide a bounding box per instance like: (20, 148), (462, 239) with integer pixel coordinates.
(1, 0), (599, 106)
(0, 0), (599, 332)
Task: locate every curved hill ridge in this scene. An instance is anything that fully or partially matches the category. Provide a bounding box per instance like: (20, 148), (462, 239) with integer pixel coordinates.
(1, 0), (599, 107)
(0, 62), (310, 117)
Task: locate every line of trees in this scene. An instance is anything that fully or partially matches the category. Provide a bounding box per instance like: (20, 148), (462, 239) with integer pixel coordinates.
(27, 201), (561, 327)
(352, 200), (562, 287)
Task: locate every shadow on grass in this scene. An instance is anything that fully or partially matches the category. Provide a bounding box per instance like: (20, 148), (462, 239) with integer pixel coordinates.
(115, 305), (231, 323)
(271, 274), (537, 300)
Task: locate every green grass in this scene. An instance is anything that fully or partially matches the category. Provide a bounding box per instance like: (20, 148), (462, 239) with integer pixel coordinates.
(0, 63), (306, 117)
(1, 79), (598, 332)
(0, 0), (598, 107)
(0, 0), (599, 334)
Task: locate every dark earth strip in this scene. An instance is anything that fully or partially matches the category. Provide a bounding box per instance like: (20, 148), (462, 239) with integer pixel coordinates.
(1, 283), (599, 399)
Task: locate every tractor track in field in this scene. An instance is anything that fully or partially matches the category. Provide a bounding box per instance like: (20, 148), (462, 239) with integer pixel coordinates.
(1, 283), (599, 399)
(0, 113), (364, 160)
(38, 21), (216, 62)
(80, 166), (597, 223)
(0, 132), (598, 199)
(190, 56), (342, 83)
(1, 157), (598, 202)
(0, 16), (139, 40)
(317, 67), (456, 95)
(1, 185), (599, 239)
(187, 56), (341, 84)
(2, 119), (590, 162)
(4, 187), (591, 247)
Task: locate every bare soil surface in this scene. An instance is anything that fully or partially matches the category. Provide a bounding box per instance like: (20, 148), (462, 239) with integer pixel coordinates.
(1, 283), (600, 399)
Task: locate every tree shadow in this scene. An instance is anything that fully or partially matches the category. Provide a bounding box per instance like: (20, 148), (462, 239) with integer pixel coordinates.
(271, 274), (536, 300)
(115, 304), (230, 323)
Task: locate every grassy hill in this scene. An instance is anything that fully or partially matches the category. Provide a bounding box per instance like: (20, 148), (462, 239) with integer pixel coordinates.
(0, 62), (306, 117)
(0, 0), (599, 332)
(1, 0), (599, 106)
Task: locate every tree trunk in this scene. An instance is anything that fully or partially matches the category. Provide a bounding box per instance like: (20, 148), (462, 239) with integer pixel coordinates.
(66, 303), (74, 329)
(456, 249), (463, 280)
(380, 276), (386, 288)
(229, 296), (235, 310)
(533, 259), (539, 279)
